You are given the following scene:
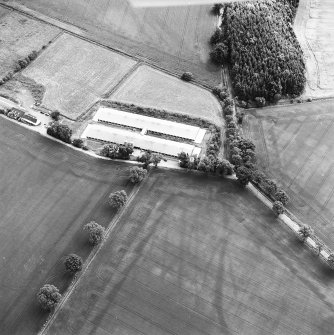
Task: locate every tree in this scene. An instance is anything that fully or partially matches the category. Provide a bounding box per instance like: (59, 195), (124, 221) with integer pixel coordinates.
(47, 122), (72, 143)
(210, 28), (224, 45)
(100, 144), (118, 158)
(181, 72), (193, 82)
(210, 42), (229, 65)
(231, 154), (243, 167)
(297, 225), (314, 242)
(197, 156), (215, 173)
(83, 221), (105, 245)
(151, 153), (164, 167)
(64, 254), (83, 274)
(255, 97), (266, 107)
(262, 179), (278, 197)
(177, 151), (190, 168)
(118, 143), (134, 160)
(275, 189), (290, 205)
(272, 201), (284, 216)
(50, 111), (60, 121)
(137, 151), (164, 169)
(109, 190), (128, 209)
(235, 166), (253, 186)
(252, 170), (266, 184)
(129, 166), (147, 184)
(72, 138), (84, 148)
(37, 284), (61, 311)
(236, 111), (245, 124)
(211, 3), (223, 15)
(216, 158), (234, 176)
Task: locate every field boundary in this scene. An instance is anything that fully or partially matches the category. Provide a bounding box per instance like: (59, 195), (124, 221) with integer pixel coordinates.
(37, 174), (148, 335)
(223, 174), (334, 267)
(102, 62), (142, 99)
(0, 1), (218, 91)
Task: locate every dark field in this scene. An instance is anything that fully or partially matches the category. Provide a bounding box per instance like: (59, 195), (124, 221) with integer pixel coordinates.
(0, 117), (133, 335)
(10, 0), (221, 86)
(243, 100), (334, 249)
(47, 169), (334, 335)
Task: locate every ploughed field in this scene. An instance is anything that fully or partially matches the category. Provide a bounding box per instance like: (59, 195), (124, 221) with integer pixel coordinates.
(244, 100), (334, 249)
(294, 0), (334, 99)
(10, 0), (221, 86)
(47, 169), (334, 335)
(0, 117), (133, 335)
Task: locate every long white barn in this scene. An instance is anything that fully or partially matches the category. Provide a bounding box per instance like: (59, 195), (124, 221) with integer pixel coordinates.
(82, 124), (201, 157)
(93, 107), (206, 143)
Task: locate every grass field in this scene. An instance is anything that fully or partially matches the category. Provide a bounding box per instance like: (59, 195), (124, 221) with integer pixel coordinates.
(10, 0), (221, 87)
(243, 100), (334, 249)
(46, 169), (334, 335)
(22, 33), (136, 120)
(294, 0), (334, 98)
(110, 65), (222, 125)
(0, 117), (133, 335)
(0, 10), (60, 77)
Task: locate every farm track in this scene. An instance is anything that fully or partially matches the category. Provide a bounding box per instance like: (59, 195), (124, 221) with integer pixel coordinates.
(103, 62), (142, 99)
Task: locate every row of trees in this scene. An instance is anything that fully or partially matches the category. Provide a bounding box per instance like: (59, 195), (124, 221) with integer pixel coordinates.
(218, 90), (291, 215)
(0, 50), (38, 86)
(210, 0), (305, 102)
(37, 190), (129, 311)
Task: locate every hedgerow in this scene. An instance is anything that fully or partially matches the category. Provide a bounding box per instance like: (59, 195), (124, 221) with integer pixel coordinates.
(212, 0), (305, 102)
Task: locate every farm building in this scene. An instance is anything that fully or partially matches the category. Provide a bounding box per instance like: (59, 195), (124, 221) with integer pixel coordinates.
(93, 107), (206, 143)
(82, 124), (201, 157)
(20, 114), (41, 126)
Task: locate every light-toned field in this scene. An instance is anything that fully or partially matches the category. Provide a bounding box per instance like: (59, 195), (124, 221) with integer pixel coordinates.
(0, 117), (133, 335)
(0, 10), (60, 77)
(294, 0), (334, 98)
(47, 170), (334, 335)
(22, 33), (136, 120)
(130, 0), (256, 6)
(243, 100), (334, 249)
(11, 0), (221, 86)
(111, 65), (222, 125)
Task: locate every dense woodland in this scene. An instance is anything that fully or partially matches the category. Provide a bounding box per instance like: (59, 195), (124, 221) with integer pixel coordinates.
(211, 0), (305, 103)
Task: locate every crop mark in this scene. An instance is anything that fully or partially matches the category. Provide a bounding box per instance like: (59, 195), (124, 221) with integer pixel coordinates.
(287, 119), (334, 188)
(176, 6), (191, 64)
